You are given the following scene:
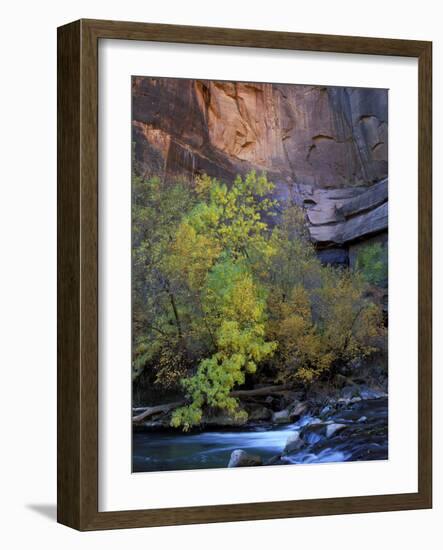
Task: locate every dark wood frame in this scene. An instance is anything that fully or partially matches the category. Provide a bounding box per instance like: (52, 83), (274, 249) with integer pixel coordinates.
(57, 18), (432, 531)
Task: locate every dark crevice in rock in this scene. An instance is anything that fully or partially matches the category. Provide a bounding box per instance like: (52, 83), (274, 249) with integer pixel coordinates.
(312, 134), (335, 142)
(371, 141), (385, 152)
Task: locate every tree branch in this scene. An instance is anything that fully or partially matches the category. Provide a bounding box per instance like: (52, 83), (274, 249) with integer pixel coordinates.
(132, 400), (185, 423)
(230, 383), (291, 398)
(132, 384), (292, 423)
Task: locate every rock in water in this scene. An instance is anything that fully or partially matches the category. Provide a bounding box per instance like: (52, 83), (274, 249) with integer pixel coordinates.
(203, 412), (247, 427)
(272, 409), (291, 424)
(320, 405), (332, 417)
(246, 404), (272, 422)
(228, 450), (263, 468)
(265, 454), (284, 466)
(341, 385), (360, 400)
(272, 401), (307, 424)
(301, 421), (328, 443)
(284, 431), (304, 454)
(290, 401), (308, 420)
(359, 387), (387, 400)
(326, 423), (347, 438)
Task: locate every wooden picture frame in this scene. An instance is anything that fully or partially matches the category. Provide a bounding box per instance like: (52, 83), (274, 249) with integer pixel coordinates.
(57, 18), (432, 530)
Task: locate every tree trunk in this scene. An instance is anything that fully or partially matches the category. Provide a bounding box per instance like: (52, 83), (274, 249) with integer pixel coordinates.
(230, 384), (291, 398)
(132, 400), (185, 423)
(168, 291), (183, 339)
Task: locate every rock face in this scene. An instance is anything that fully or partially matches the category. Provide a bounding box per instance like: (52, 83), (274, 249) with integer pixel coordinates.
(132, 77), (388, 262)
(133, 77), (387, 189)
(304, 179), (388, 246)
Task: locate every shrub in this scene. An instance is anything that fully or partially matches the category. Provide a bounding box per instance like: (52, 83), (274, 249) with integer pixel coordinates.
(132, 171), (386, 429)
(355, 242), (388, 286)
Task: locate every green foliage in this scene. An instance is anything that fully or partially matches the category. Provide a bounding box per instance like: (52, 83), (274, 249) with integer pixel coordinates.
(313, 267), (383, 363)
(267, 286), (333, 384)
(170, 172), (278, 429)
(132, 174), (199, 385)
(265, 205), (385, 385)
(184, 171), (277, 263)
(355, 243), (388, 286)
(266, 204), (322, 294)
(171, 262), (276, 430)
(132, 169), (386, 429)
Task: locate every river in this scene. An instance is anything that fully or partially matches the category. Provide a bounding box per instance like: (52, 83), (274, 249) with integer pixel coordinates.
(133, 397), (388, 472)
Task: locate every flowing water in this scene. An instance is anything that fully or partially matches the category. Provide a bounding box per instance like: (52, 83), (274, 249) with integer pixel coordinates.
(132, 397), (388, 472)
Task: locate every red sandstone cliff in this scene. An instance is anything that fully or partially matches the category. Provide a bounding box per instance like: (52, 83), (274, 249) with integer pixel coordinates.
(132, 77), (387, 189)
(132, 77), (388, 263)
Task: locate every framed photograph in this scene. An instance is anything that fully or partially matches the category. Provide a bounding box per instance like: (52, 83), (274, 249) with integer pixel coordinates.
(57, 19), (432, 530)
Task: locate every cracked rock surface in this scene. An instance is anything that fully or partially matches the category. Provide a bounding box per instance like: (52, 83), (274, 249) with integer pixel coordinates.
(132, 77), (388, 262)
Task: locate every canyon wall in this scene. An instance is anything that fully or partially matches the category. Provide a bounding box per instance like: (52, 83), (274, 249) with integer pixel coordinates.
(132, 77), (388, 263)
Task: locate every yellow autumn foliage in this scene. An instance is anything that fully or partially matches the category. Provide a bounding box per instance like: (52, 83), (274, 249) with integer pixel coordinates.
(267, 286), (334, 384)
(133, 171), (386, 429)
(166, 221), (221, 290)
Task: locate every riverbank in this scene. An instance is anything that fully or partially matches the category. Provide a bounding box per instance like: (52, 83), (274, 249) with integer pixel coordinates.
(133, 396), (388, 472)
(132, 360), (388, 472)
(133, 359), (387, 433)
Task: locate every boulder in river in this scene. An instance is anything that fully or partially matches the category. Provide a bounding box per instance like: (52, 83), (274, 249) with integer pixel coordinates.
(265, 454), (285, 466)
(320, 404), (333, 417)
(326, 423), (347, 438)
(246, 404), (272, 422)
(301, 421), (328, 443)
(359, 386), (387, 400)
(341, 385), (360, 400)
(272, 408), (291, 424)
(228, 449), (263, 468)
(291, 401), (308, 420)
(203, 412), (248, 427)
(272, 401), (307, 424)
(284, 431), (304, 454)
